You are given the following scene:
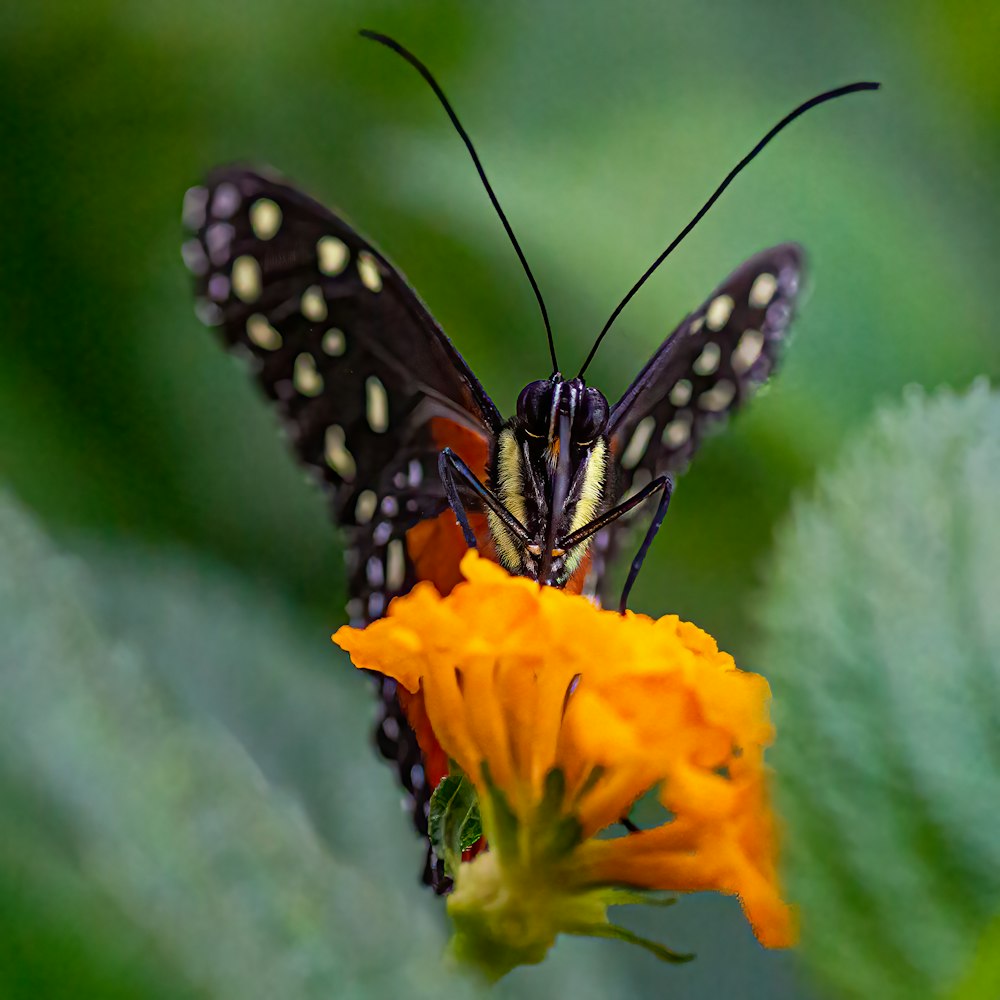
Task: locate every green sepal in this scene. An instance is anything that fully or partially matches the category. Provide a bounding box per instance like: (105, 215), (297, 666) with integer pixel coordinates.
(533, 768), (582, 860)
(568, 921), (694, 964)
(603, 888), (679, 908)
(479, 761), (518, 858)
(429, 771), (482, 876)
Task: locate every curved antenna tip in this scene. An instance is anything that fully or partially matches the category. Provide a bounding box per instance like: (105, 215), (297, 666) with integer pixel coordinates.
(577, 78), (882, 378)
(358, 28), (559, 374)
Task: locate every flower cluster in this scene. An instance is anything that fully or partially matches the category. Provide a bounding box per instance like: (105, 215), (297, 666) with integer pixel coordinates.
(334, 553), (793, 977)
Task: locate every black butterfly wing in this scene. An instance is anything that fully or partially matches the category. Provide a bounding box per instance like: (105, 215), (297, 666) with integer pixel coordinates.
(588, 244), (805, 600)
(183, 167), (501, 609)
(182, 167), (500, 879)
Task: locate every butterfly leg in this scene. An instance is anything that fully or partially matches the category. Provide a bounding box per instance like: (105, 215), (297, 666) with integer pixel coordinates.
(618, 477), (674, 613)
(437, 448), (531, 549)
(558, 474), (675, 611)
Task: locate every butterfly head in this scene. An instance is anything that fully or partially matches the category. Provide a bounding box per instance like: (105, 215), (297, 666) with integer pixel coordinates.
(488, 375), (611, 586)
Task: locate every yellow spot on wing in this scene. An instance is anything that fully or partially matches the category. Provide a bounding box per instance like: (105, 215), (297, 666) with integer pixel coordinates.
(355, 489), (377, 524)
(663, 415), (692, 447)
(250, 198), (282, 240)
(322, 328), (346, 356)
(620, 417), (655, 470)
(232, 255), (261, 303)
(698, 379), (736, 411)
(246, 313), (282, 350)
(669, 379), (692, 406)
(324, 425), (356, 480)
(317, 236), (349, 276)
(387, 539), (406, 591)
(706, 294), (735, 331)
(365, 376), (389, 433)
(358, 251), (383, 292)
(301, 285), (327, 322)
(749, 272), (778, 309)
(693, 342), (721, 376)
(732, 329), (764, 374)
(293, 353), (323, 396)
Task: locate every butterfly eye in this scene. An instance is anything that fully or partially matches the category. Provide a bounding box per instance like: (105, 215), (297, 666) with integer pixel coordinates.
(516, 380), (553, 436)
(574, 387), (609, 443)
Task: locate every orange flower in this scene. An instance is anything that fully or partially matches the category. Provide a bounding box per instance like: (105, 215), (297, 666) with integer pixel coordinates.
(334, 553), (794, 977)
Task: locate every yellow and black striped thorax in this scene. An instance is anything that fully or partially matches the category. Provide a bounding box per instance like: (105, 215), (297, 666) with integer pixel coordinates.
(486, 376), (610, 586)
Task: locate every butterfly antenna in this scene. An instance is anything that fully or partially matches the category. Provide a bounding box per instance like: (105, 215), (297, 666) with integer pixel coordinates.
(361, 29), (559, 375)
(577, 80), (880, 379)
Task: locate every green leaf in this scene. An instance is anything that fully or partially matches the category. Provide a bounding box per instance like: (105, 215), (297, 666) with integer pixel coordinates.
(429, 773), (483, 874)
(947, 911), (1000, 1000)
(760, 384), (1000, 999)
(0, 491), (475, 1000)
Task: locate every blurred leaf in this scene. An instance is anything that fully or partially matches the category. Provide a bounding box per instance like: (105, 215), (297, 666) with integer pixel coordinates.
(761, 383), (1000, 998)
(947, 911), (1000, 1000)
(0, 490), (476, 999)
(68, 536), (426, 882)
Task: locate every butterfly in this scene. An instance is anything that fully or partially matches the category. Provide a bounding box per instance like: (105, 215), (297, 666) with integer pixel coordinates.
(181, 30), (877, 888)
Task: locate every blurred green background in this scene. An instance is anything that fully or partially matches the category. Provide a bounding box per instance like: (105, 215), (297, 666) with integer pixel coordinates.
(1, 0), (997, 996)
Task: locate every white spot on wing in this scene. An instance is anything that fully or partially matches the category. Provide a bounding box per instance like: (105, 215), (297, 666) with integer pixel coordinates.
(387, 539), (406, 592)
(249, 198), (282, 240)
(182, 186), (209, 229)
(181, 238), (208, 275)
(194, 299), (222, 326)
(693, 341), (721, 376)
(778, 264), (799, 296)
(246, 314), (282, 351)
(381, 495), (398, 517)
(324, 424), (356, 480)
(355, 489), (377, 524)
(408, 459), (423, 487)
(205, 222), (234, 265)
(231, 255), (261, 303)
(207, 273), (230, 301)
(365, 376), (389, 433)
(358, 250), (383, 292)
(620, 415), (656, 470)
(322, 328), (346, 356)
(301, 285), (327, 322)
(211, 182), (240, 220)
(373, 521), (392, 545)
(318, 236), (349, 276)
(662, 413), (692, 448)
(368, 592), (385, 619)
(748, 272), (778, 309)
(732, 329), (764, 374)
(293, 353), (323, 396)
(366, 556), (385, 588)
(668, 378), (692, 406)
(705, 294), (735, 331)
(698, 379), (737, 412)
(766, 300), (791, 330)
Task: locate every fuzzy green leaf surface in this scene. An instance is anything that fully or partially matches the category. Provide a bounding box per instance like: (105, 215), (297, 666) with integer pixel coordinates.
(761, 384), (1000, 999)
(0, 492), (473, 1000)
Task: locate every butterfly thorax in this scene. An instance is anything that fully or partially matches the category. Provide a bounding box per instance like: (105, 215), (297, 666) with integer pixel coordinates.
(487, 375), (611, 587)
